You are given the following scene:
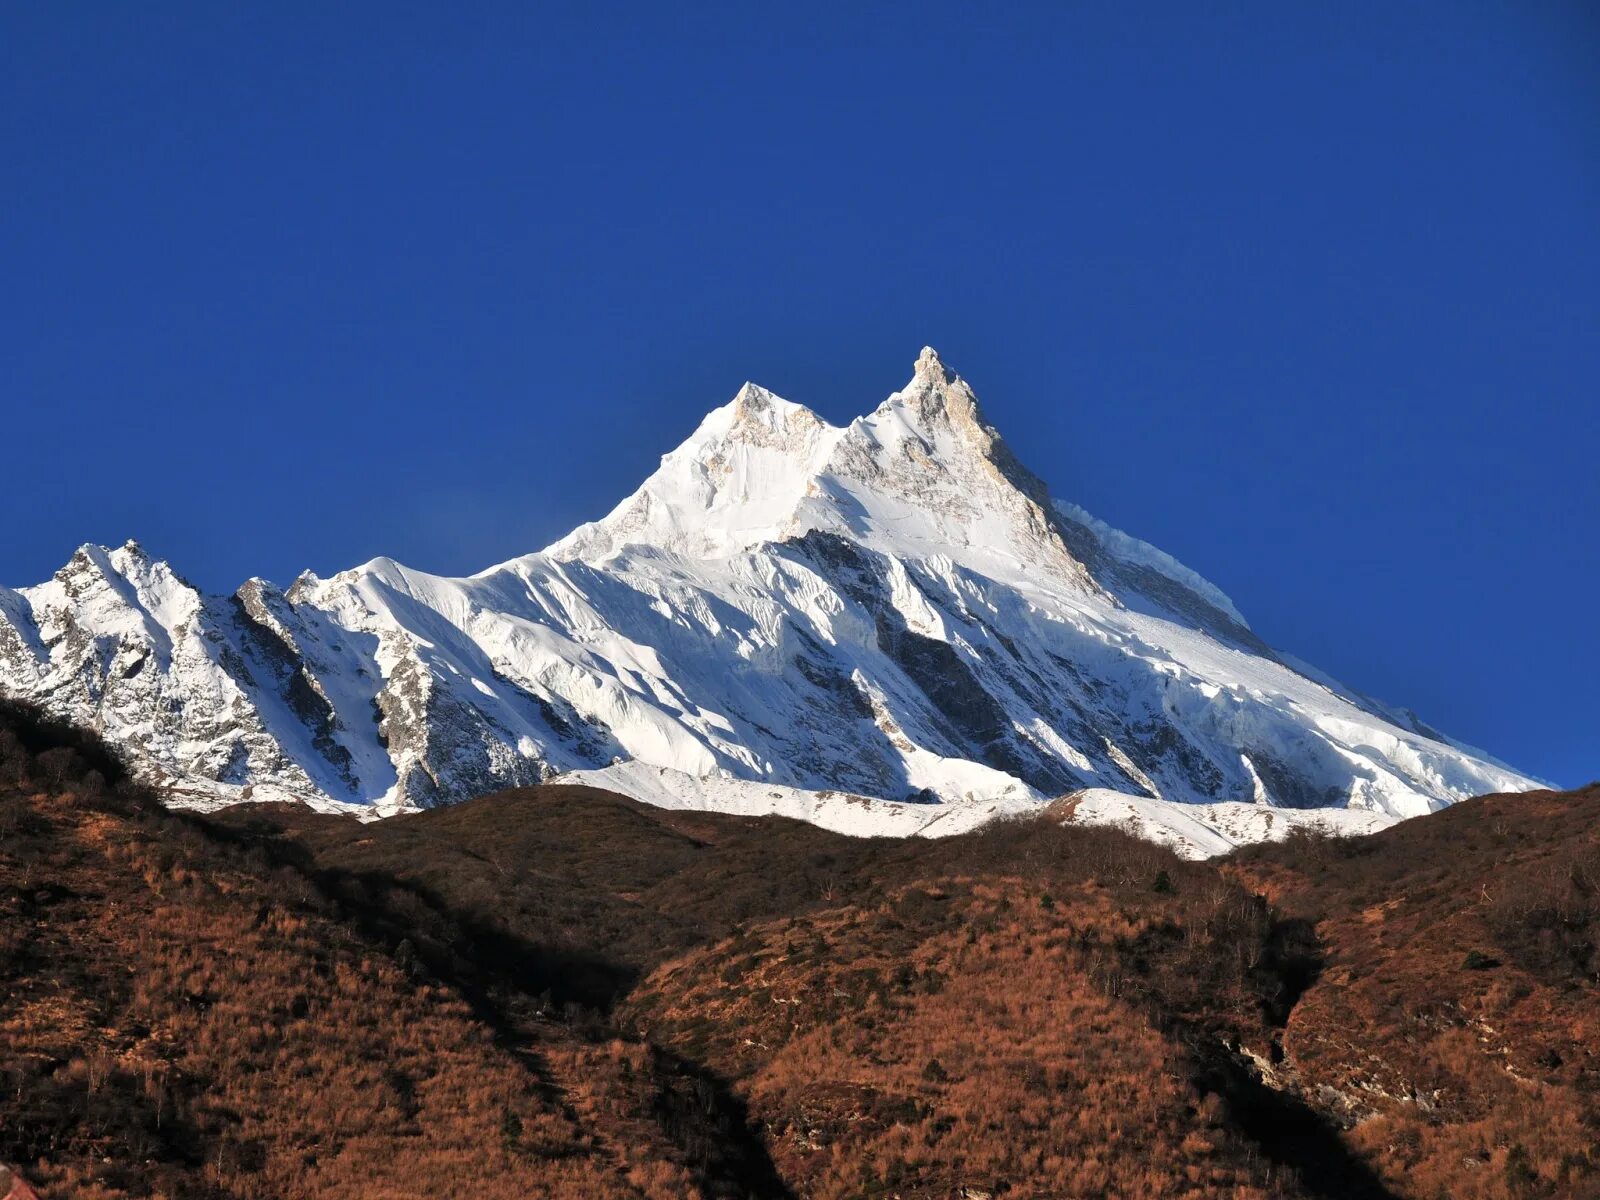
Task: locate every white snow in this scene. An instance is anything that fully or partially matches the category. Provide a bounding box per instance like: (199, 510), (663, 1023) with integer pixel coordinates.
(1053, 501), (1247, 626)
(0, 348), (1544, 855)
(556, 760), (1034, 839)
(1058, 788), (1396, 859)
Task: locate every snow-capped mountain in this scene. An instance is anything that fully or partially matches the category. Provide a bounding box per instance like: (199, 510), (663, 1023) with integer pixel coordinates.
(0, 348), (1539, 854)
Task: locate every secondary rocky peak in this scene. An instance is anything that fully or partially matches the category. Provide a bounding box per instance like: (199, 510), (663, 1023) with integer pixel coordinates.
(62, 542), (111, 572)
(721, 381), (827, 446)
(541, 379), (843, 564)
(728, 380), (775, 419)
(54, 540), (163, 588)
(50, 544), (138, 606)
(109, 539), (165, 580)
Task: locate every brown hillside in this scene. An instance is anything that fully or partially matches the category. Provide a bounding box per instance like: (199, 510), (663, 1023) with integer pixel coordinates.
(0, 702), (778, 1199)
(230, 789), (1360, 1197)
(2, 697), (1595, 1198)
(1231, 787), (1600, 1199)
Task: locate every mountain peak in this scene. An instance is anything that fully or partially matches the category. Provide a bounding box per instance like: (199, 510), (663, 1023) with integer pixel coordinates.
(0, 348), (1543, 851)
(729, 379), (774, 414)
(542, 349), (1092, 584)
(541, 379), (841, 564)
(914, 345), (955, 383)
(865, 351), (1030, 501)
(721, 381), (825, 441)
(878, 346), (988, 435)
(57, 542), (148, 590)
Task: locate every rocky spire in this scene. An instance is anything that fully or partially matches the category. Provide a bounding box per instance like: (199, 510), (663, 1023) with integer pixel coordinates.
(913, 344), (956, 384)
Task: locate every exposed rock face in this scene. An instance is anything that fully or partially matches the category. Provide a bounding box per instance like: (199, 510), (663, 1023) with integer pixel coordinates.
(0, 350), (1540, 846)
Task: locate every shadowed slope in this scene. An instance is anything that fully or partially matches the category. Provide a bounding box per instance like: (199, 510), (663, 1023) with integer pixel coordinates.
(1231, 786), (1600, 1198)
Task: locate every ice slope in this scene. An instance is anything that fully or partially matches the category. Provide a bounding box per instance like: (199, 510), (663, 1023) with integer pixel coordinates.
(0, 348), (1541, 853)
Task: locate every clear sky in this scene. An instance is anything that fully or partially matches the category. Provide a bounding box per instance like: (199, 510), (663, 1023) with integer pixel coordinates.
(3, 3), (1596, 786)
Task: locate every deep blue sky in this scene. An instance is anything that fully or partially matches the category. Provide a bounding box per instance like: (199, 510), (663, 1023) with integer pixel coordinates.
(3, 3), (1596, 785)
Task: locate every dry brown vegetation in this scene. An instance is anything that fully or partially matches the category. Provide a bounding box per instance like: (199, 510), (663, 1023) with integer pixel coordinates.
(626, 880), (1313, 1198)
(1, 697), (1595, 1198)
(0, 702), (766, 1199)
(1231, 788), (1600, 1200)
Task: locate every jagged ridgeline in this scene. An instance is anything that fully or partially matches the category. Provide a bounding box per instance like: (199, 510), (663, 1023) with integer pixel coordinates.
(0, 349), (1537, 851)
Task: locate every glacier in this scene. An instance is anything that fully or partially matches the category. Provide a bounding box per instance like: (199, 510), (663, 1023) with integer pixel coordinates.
(0, 347), (1540, 855)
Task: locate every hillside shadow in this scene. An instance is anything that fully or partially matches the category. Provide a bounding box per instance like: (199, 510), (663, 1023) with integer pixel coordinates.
(197, 813), (795, 1199)
(1190, 1041), (1399, 1200)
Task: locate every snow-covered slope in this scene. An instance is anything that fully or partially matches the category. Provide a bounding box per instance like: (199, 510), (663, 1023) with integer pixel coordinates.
(0, 348), (1540, 853)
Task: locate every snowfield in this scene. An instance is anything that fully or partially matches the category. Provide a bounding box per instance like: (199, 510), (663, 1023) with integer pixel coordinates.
(0, 348), (1540, 855)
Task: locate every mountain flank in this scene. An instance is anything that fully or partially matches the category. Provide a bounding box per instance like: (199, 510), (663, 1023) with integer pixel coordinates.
(0, 350), (1538, 853)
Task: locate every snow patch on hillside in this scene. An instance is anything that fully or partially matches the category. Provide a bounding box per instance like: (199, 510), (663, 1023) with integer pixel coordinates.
(1058, 788), (1397, 859)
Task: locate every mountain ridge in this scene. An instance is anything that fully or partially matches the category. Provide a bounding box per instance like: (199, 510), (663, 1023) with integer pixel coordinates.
(0, 349), (1539, 851)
